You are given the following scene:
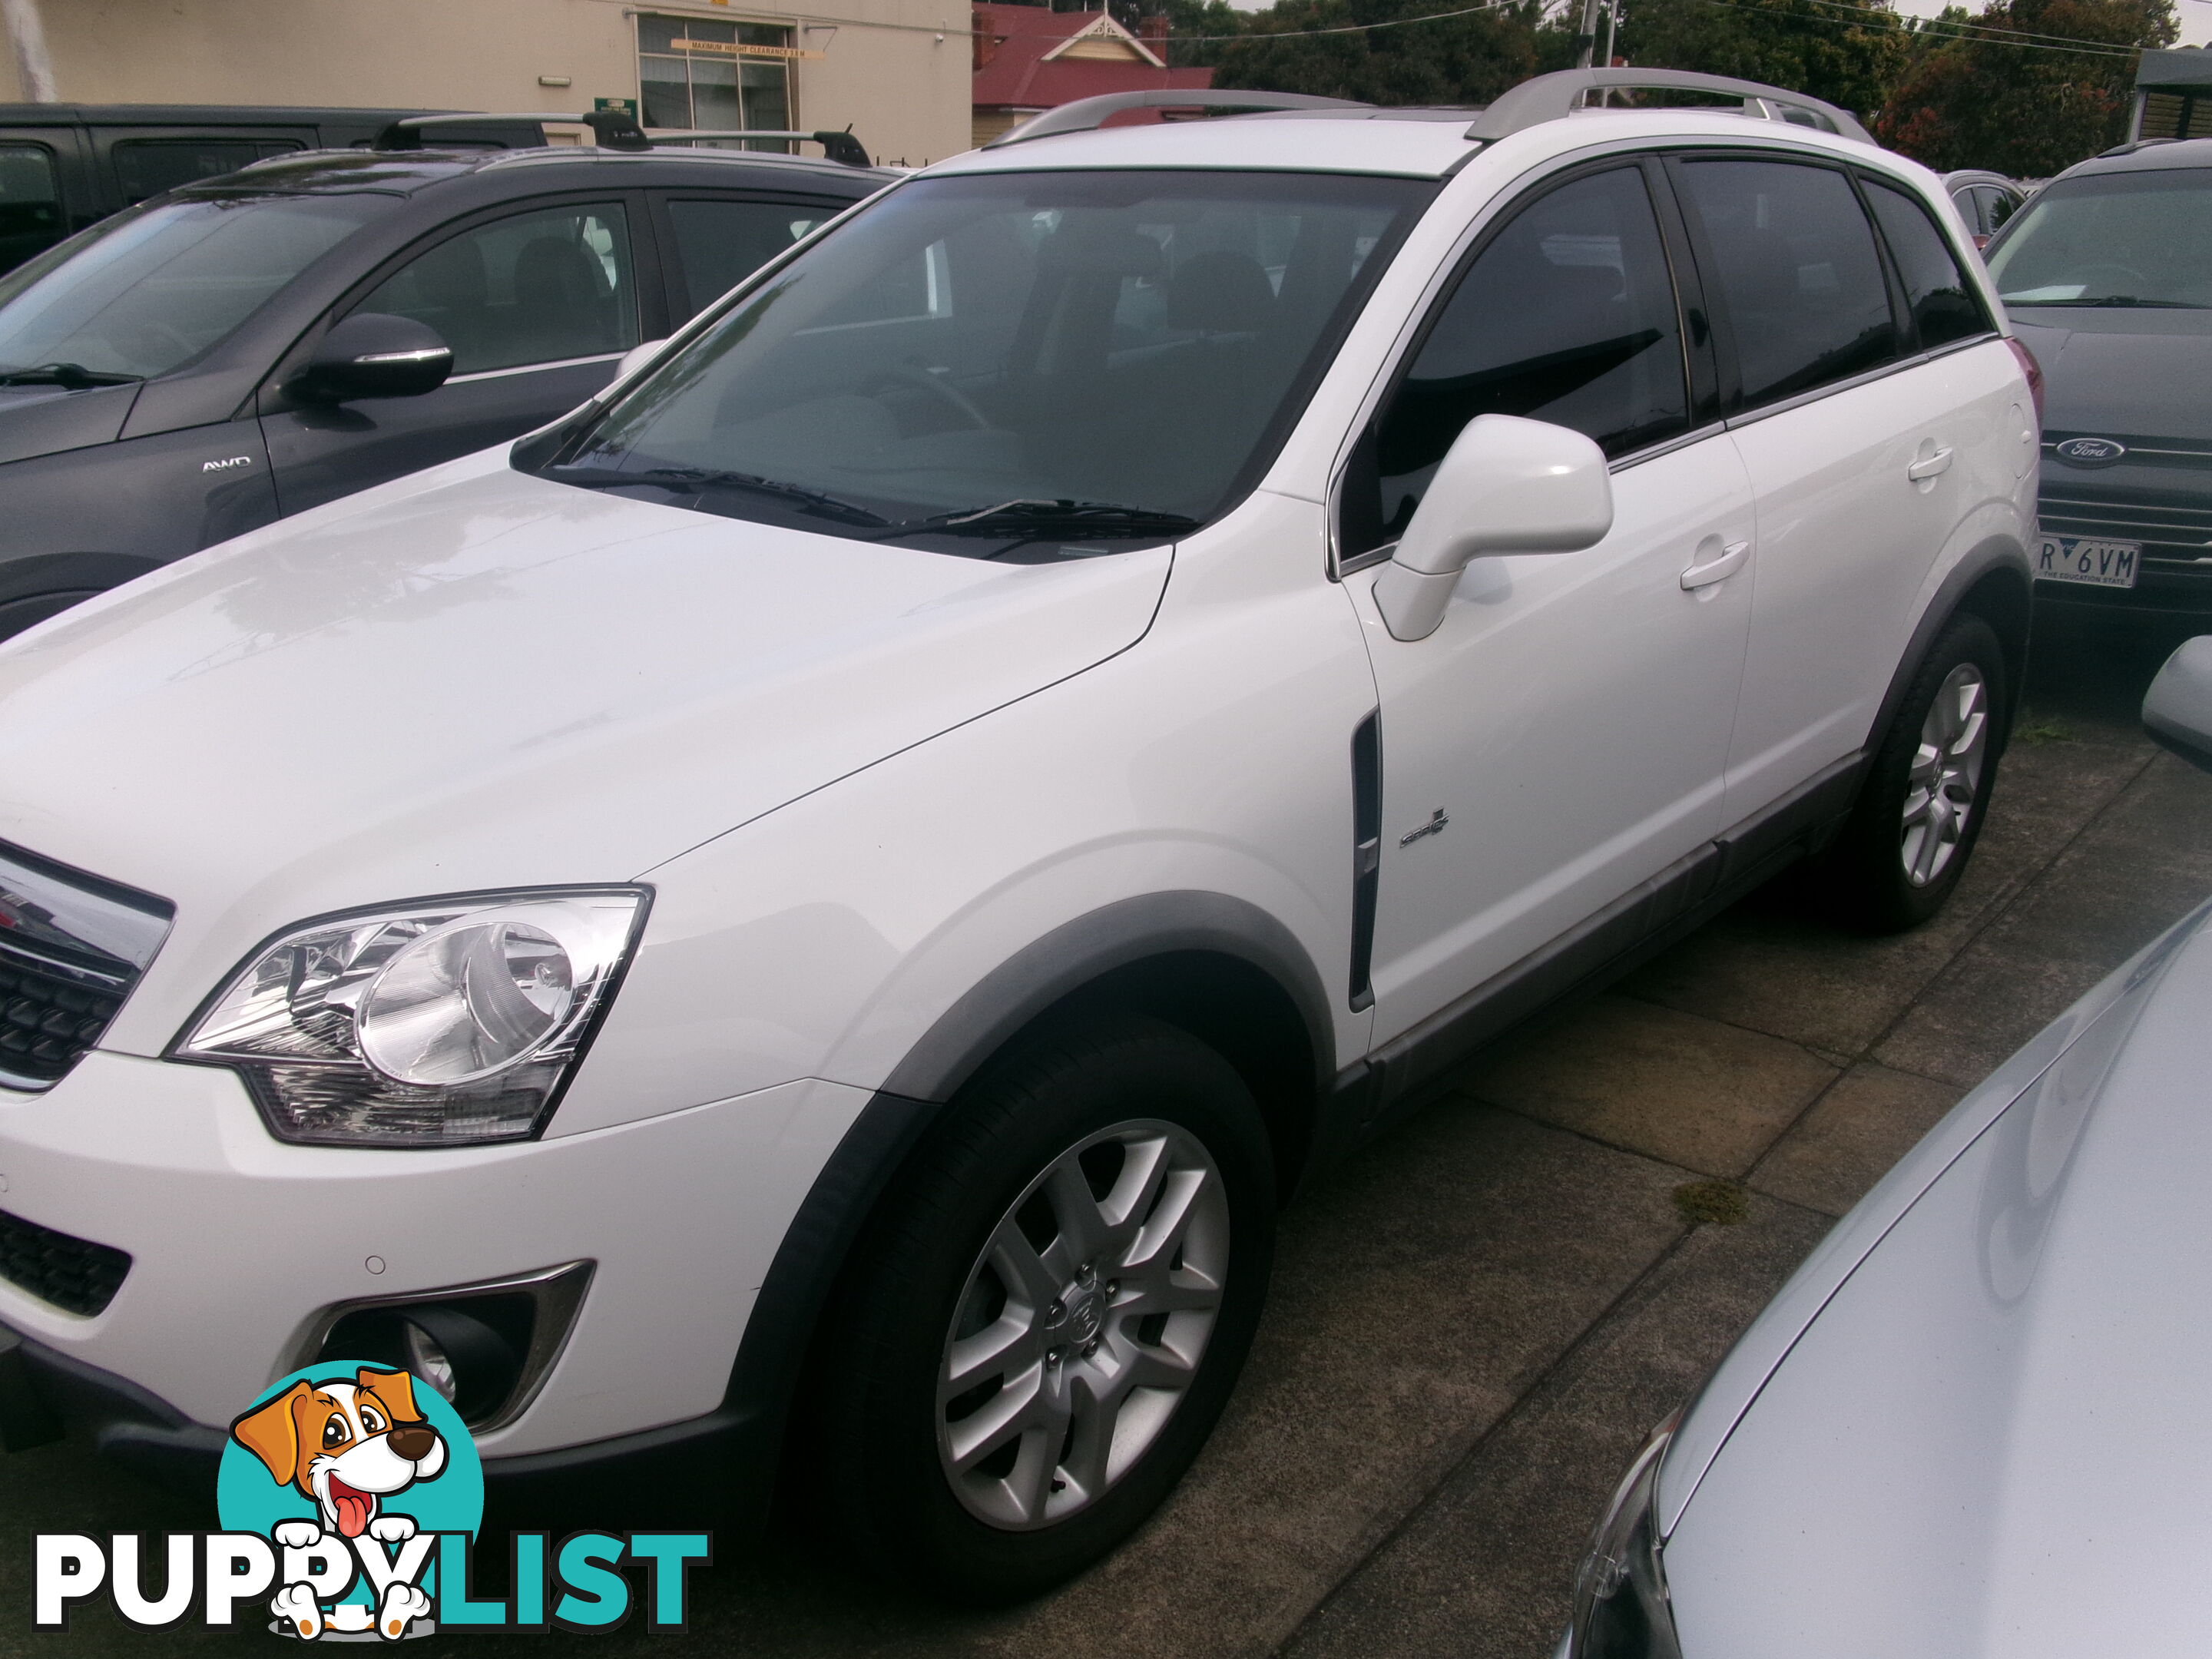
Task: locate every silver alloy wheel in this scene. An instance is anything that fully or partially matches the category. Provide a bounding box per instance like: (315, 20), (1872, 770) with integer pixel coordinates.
(1900, 663), (1988, 887)
(936, 1117), (1230, 1531)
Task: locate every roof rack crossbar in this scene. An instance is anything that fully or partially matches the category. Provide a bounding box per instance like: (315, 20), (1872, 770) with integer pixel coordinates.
(646, 128), (873, 167)
(373, 110), (650, 152)
(1464, 69), (1874, 146)
(986, 89), (1369, 149)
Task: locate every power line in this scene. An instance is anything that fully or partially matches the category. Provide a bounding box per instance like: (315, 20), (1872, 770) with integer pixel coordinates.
(1774, 0), (2151, 51)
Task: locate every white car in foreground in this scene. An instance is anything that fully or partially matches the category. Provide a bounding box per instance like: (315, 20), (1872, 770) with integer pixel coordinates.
(0, 69), (2035, 1598)
(1563, 642), (2212, 1656)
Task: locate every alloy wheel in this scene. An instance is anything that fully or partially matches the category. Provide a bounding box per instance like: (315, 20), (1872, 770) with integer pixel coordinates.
(935, 1118), (1230, 1531)
(1899, 663), (1988, 887)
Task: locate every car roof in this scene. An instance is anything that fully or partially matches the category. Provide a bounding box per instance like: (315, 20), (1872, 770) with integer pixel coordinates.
(177, 144), (895, 200)
(2062, 137), (2212, 178)
(924, 104), (1902, 184)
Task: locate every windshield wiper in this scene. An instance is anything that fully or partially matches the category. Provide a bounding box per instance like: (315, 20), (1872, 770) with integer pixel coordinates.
(869, 498), (1201, 542)
(538, 465), (889, 526)
(0, 363), (144, 389)
(2006, 296), (2207, 309)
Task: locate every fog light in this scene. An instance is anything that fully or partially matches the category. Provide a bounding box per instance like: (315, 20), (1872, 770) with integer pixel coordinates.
(402, 1321), (458, 1404)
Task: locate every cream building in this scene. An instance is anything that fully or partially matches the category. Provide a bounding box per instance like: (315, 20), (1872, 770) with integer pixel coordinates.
(0, 0), (973, 167)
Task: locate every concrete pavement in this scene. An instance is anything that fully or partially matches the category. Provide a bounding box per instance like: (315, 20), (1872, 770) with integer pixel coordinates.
(5, 618), (2209, 1655)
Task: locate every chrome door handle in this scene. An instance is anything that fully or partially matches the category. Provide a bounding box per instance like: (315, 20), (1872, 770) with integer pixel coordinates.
(1681, 539), (1750, 590)
(1908, 446), (1955, 481)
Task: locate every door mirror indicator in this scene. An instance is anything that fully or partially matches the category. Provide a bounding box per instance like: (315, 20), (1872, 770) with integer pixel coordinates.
(1373, 414), (1614, 642)
(2144, 636), (2212, 775)
(292, 313), (454, 404)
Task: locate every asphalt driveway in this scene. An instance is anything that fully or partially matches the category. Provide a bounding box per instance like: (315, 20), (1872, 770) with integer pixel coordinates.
(5, 615), (2209, 1657)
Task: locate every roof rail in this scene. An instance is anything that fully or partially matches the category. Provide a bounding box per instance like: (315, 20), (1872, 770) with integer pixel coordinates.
(986, 89), (1368, 148)
(372, 110), (649, 151)
(646, 128), (874, 167)
(1465, 69), (1875, 146)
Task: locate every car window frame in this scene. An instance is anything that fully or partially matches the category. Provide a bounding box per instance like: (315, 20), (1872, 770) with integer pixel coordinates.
(644, 187), (863, 325)
(1329, 151), (1713, 577)
(261, 187), (670, 409)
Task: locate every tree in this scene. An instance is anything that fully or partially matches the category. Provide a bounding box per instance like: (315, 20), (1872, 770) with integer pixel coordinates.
(1180, 0), (1579, 104)
(1614, 0), (1912, 121)
(1876, 0), (2177, 174)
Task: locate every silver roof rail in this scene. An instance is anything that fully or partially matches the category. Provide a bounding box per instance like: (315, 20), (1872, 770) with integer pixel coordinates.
(986, 88), (1369, 148)
(645, 128), (874, 167)
(373, 111), (649, 151)
(1466, 69), (1875, 145)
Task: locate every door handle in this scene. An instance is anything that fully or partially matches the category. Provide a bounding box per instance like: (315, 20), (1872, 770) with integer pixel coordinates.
(1681, 539), (1750, 591)
(1908, 446), (1955, 482)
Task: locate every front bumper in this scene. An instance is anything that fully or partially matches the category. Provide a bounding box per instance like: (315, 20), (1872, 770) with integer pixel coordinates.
(0, 1051), (869, 1465)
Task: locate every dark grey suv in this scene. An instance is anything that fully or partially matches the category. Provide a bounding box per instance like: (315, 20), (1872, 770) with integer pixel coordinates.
(0, 138), (890, 639)
(1990, 140), (2212, 621)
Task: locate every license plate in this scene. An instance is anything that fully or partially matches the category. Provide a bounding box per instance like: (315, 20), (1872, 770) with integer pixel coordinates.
(2035, 532), (2141, 589)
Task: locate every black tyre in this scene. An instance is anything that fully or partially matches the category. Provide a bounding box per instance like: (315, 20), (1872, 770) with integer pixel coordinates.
(813, 1012), (1276, 1603)
(1816, 614), (2008, 932)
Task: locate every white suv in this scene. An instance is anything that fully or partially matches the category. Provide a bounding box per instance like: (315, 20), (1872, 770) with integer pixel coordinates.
(0, 70), (2036, 1598)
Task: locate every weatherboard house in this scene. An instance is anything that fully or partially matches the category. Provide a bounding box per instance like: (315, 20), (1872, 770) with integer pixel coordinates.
(972, 4), (1214, 148)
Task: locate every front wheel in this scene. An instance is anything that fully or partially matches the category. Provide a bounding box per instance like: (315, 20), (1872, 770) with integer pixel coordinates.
(1816, 614), (2007, 932)
(812, 1013), (1275, 1603)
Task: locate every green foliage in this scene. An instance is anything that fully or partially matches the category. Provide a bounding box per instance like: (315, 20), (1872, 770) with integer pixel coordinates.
(1876, 0), (2177, 174)
(1617, 0), (1912, 118)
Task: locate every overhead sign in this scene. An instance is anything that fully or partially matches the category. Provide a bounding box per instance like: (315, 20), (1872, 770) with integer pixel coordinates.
(668, 37), (826, 60)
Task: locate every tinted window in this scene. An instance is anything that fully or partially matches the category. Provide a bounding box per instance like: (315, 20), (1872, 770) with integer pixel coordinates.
(1677, 160), (1897, 407)
(111, 138), (300, 204)
(541, 171), (1432, 551)
(665, 197), (826, 319)
(0, 195), (388, 379)
(0, 144), (62, 274)
(355, 204), (638, 375)
(1985, 187), (2020, 233)
(1866, 180), (1987, 349)
(1344, 167), (1688, 556)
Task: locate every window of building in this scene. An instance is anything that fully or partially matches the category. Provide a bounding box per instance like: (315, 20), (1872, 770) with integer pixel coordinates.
(638, 14), (795, 135)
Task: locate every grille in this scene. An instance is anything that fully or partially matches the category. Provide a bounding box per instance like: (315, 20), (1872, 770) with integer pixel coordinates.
(0, 1207), (131, 1316)
(0, 840), (171, 1092)
(2038, 491), (2212, 573)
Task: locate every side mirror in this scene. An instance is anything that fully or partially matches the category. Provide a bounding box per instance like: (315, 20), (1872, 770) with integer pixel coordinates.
(2143, 635), (2212, 773)
(1372, 414), (1614, 642)
(613, 338), (670, 384)
(292, 313), (453, 404)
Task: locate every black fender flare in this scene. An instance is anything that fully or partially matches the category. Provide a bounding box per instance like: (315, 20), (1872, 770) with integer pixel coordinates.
(1867, 537), (2033, 760)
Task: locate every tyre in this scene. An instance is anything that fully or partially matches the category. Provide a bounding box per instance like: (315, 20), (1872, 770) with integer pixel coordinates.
(1817, 614), (2007, 932)
(812, 1012), (1276, 1603)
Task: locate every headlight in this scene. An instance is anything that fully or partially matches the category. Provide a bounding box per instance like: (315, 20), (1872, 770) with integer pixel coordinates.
(174, 889), (647, 1147)
(1566, 1414), (1683, 1659)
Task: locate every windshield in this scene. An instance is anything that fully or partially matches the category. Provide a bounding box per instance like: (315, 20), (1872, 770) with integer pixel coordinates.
(527, 169), (1435, 554)
(0, 194), (392, 381)
(1987, 170), (2212, 309)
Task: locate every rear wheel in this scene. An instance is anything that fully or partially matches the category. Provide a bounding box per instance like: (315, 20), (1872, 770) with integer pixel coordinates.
(1816, 614), (2006, 932)
(813, 1013), (1274, 1603)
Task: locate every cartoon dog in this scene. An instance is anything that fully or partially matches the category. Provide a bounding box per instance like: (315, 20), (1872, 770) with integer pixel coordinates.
(230, 1369), (447, 1641)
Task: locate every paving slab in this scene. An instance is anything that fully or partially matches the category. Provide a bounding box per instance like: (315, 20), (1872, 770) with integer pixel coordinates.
(1876, 750), (2212, 1086)
(1279, 1192), (1833, 1659)
(1747, 1062), (1963, 1218)
(1455, 996), (1837, 1179)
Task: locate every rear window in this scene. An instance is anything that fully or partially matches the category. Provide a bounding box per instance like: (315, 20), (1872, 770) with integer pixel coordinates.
(0, 194), (391, 381)
(0, 144), (63, 276)
(1676, 159), (1899, 407)
(1864, 180), (1989, 350)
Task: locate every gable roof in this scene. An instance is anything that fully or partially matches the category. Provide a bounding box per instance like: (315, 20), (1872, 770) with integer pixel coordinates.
(973, 5), (1213, 111)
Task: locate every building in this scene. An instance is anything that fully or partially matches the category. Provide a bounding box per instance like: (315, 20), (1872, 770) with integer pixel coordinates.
(971, 3), (1210, 149)
(2134, 47), (2212, 144)
(0, 0), (972, 167)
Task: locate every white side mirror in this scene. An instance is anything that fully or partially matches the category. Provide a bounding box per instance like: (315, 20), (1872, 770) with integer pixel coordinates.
(614, 338), (671, 383)
(1372, 414), (1614, 642)
(2144, 635), (2212, 773)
